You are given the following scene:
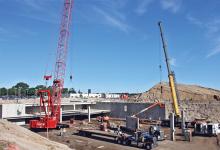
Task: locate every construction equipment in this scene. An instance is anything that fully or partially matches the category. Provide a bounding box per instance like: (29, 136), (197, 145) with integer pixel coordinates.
(194, 122), (220, 136)
(131, 102), (165, 117)
(158, 21), (181, 118)
(97, 115), (111, 131)
(149, 125), (165, 141)
(125, 131), (158, 150)
(29, 0), (73, 129)
(194, 122), (207, 135)
(44, 75), (52, 87)
(78, 129), (157, 150)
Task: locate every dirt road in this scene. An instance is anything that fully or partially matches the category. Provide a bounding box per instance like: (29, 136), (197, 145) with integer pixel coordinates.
(38, 126), (220, 150)
(39, 129), (139, 150)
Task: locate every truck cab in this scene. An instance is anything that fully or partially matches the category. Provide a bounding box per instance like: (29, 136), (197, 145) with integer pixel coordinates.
(126, 131), (157, 150)
(149, 126), (165, 141)
(207, 123), (220, 136)
(194, 122), (207, 135)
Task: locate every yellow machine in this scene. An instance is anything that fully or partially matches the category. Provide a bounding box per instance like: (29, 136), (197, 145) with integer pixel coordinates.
(158, 21), (180, 118)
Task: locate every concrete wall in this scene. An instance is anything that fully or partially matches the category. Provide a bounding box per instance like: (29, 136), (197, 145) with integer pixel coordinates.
(1, 104), (25, 118)
(164, 100), (220, 122)
(92, 102), (165, 120)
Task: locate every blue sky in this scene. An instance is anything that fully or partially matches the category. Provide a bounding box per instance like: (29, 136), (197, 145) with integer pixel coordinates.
(0, 0), (220, 93)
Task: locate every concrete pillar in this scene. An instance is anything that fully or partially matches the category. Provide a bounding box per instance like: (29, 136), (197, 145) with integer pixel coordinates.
(170, 113), (175, 141)
(60, 107), (62, 123)
(137, 117), (140, 130)
(88, 105), (91, 123)
(181, 110), (186, 135)
(73, 104), (76, 110)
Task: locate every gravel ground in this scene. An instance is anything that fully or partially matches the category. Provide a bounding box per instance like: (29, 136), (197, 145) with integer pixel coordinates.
(37, 120), (220, 150)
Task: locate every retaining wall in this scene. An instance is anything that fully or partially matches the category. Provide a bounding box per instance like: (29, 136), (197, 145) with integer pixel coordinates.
(92, 102), (165, 120)
(164, 100), (220, 122)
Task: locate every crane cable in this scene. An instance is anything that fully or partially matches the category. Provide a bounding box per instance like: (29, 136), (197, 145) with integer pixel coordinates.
(69, 48), (73, 82)
(158, 28), (163, 102)
(44, 52), (53, 86)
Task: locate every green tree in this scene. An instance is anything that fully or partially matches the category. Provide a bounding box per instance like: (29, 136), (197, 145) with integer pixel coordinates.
(0, 88), (7, 96)
(14, 82), (29, 89)
(12, 82), (30, 97)
(35, 85), (46, 90)
(8, 88), (16, 96)
(69, 88), (76, 94)
(28, 88), (36, 96)
(62, 88), (68, 94)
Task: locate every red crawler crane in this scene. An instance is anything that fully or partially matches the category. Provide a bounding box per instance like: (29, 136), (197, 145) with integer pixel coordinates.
(30, 0), (73, 129)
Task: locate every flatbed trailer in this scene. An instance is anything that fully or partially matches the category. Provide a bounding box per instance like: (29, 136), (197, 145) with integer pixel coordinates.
(78, 129), (157, 150)
(78, 129), (121, 138)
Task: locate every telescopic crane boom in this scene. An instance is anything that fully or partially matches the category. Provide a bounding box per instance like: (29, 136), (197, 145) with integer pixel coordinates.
(158, 21), (180, 118)
(131, 102), (165, 117)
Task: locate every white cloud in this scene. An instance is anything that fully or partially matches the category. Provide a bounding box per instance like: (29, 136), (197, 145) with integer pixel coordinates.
(160, 0), (182, 13)
(15, 0), (45, 11)
(186, 15), (220, 58)
(12, 0), (59, 24)
(206, 19), (220, 36)
(186, 14), (203, 27)
(205, 21), (220, 58)
(20, 0), (43, 10)
(169, 57), (177, 66)
(93, 6), (131, 33)
(206, 44), (220, 58)
(135, 0), (154, 15)
(206, 37), (220, 58)
(18, 13), (58, 24)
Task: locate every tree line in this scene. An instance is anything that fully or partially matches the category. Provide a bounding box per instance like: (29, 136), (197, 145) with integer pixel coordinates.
(0, 82), (76, 97)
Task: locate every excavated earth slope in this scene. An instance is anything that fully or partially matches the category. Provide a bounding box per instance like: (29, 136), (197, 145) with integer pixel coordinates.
(132, 82), (220, 102)
(129, 82), (220, 122)
(0, 120), (72, 150)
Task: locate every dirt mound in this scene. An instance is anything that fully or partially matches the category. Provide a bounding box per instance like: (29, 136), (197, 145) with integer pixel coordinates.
(0, 119), (72, 150)
(133, 82), (220, 101)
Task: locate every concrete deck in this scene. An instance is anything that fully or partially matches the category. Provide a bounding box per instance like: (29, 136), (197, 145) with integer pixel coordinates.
(4, 109), (110, 120)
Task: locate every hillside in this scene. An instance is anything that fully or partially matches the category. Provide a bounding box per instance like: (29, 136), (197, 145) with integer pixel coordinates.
(131, 82), (220, 102)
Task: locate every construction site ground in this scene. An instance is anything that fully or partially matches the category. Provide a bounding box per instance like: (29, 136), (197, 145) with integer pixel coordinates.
(36, 119), (220, 150)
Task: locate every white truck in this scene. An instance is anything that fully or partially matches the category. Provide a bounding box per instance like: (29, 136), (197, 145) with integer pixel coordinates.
(194, 122), (220, 136)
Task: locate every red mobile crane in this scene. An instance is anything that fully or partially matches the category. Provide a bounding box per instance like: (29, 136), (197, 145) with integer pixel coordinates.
(30, 0), (73, 129)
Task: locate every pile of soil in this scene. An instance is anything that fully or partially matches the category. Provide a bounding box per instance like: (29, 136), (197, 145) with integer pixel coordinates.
(0, 119), (71, 150)
(131, 82), (220, 102)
